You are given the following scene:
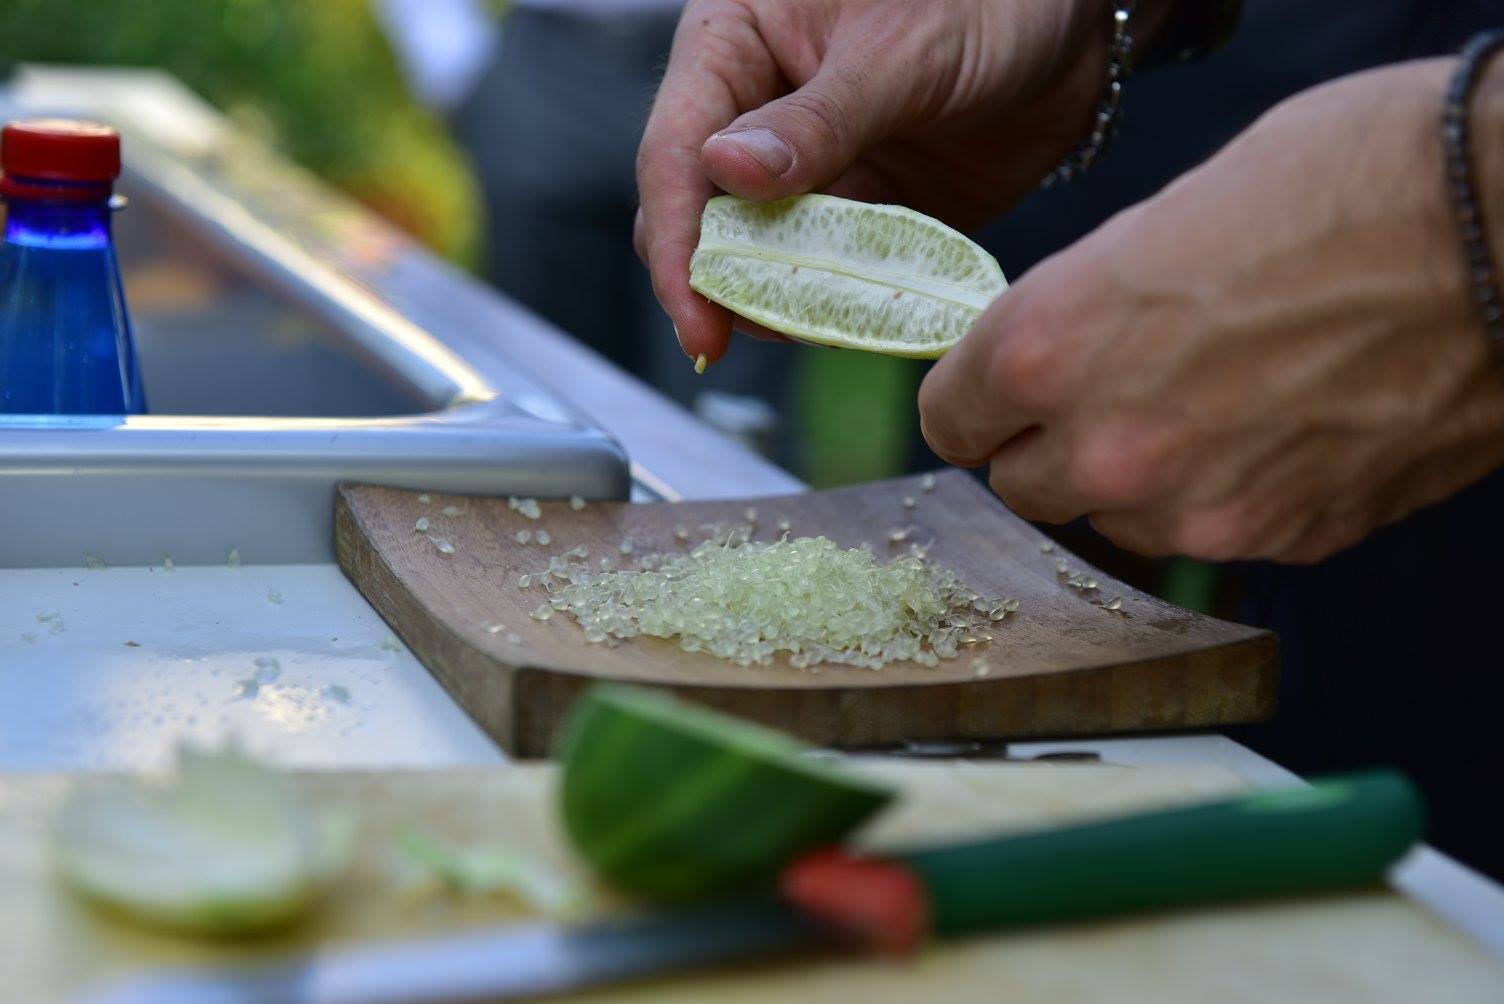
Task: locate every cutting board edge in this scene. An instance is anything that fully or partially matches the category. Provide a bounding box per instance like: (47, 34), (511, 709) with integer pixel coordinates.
(504, 629), (1279, 756)
(336, 489), (527, 752)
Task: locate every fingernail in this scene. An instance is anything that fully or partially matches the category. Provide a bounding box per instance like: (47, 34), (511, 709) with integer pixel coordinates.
(673, 323), (694, 359)
(694, 353), (708, 375)
(715, 128), (793, 178)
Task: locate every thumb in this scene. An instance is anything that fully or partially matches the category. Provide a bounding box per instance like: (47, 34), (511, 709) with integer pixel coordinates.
(702, 65), (906, 201)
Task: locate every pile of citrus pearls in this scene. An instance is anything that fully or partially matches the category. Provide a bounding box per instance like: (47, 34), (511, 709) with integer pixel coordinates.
(525, 522), (1017, 670)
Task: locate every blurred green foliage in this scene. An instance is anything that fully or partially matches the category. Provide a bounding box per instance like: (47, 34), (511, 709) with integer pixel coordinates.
(797, 350), (919, 488)
(1160, 557), (1219, 614)
(0, 0), (483, 265)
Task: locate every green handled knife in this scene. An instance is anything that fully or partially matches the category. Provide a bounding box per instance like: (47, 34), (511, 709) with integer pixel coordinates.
(83, 770), (1423, 1004)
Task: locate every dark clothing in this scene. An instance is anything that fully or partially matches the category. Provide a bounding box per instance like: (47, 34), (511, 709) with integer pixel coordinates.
(1405, 1), (1504, 55)
(1235, 473), (1504, 880)
(1236, 0), (1504, 881)
(451, 7), (795, 460)
(963, 0), (1504, 878)
(453, 8), (680, 382)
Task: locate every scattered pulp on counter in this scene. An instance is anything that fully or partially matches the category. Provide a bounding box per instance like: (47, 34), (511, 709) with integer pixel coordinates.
(393, 826), (584, 915)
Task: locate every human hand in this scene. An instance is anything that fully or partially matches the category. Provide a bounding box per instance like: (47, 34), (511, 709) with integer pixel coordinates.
(636, 0), (1171, 364)
(919, 59), (1504, 564)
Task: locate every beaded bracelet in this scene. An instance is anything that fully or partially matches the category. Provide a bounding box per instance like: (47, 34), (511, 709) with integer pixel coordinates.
(1042, 1), (1137, 188)
(1443, 30), (1504, 353)
(1042, 1), (1246, 188)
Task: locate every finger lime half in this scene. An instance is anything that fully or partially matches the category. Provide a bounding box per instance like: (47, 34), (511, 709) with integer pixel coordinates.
(690, 193), (1007, 358)
(53, 744), (351, 936)
(558, 685), (895, 902)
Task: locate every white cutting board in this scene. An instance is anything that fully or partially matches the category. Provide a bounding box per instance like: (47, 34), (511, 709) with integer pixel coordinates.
(1, 761), (1499, 1003)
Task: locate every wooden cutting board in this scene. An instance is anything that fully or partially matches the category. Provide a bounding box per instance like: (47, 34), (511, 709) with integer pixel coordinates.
(5, 761), (1500, 1004)
(335, 472), (1277, 756)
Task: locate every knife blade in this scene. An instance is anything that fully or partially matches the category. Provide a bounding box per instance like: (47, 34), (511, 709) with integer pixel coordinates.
(82, 897), (842, 1004)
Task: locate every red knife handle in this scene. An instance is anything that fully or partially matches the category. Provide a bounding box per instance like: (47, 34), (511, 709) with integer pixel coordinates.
(779, 848), (930, 955)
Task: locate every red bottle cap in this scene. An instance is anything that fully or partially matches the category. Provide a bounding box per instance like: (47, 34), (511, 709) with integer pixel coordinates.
(0, 119), (120, 201)
(2, 119), (120, 181)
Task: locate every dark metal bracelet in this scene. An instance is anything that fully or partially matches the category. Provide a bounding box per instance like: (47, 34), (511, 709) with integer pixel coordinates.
(1042, 1), (1137, 188)
(1443, 30), (1504, 352)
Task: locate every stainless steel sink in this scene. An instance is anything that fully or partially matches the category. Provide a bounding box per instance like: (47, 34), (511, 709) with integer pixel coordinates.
(0, 75), (631, 568)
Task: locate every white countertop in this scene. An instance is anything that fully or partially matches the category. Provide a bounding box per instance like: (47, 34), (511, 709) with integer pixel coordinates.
(0, 564), (501, 772)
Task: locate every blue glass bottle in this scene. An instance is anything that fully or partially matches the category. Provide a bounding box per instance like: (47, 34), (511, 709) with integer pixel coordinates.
(0, 119), (146, 414)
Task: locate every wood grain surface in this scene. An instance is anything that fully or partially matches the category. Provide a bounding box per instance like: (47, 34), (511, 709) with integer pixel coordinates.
(335, 472), (1278, 756)
(6, 761), (1499, 1004)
